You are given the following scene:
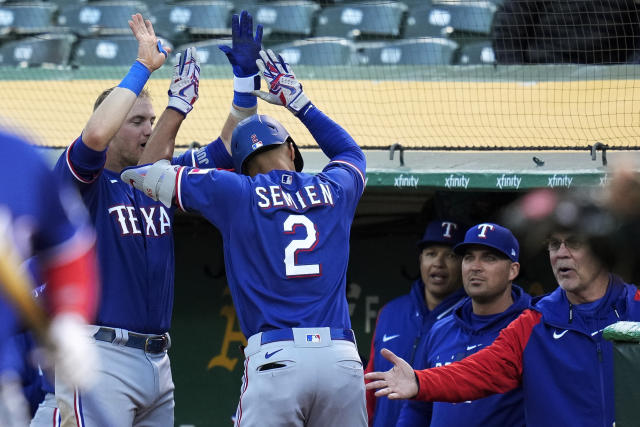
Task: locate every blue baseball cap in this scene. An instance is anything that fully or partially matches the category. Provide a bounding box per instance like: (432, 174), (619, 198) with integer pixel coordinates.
(454, 223), (519, 262)
(417, 220), (465, 249)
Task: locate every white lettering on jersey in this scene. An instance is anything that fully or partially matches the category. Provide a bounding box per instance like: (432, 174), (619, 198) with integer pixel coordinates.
(270, 185), (284, 207)
(126, 206), (141, 235)
(159, 207), (171, 235)
(305, 185), (321, 205)
(295, 190), (307, 209)
(281, 191), (298, 209)
(140, 207), (157, 237)
(108, 206), (130, 234)
(256, 187), (270, 208)
(108, 204), (171, 236)
(319, 183), (334, 206)
(255, 184), (335, 211)
(194, 148), (209, 166)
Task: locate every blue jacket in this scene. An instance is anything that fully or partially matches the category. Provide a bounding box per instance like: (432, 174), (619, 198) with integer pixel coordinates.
(397, 285), (530, 427)
(365, 279), (466, 427)
(414, 275), (640, 427)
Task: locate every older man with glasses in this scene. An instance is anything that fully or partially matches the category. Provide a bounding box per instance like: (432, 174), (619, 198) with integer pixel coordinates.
(365, 228), (640, 427)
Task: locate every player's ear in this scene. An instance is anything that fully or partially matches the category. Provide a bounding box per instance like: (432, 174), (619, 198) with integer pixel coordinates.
(288, 141), (296, 163)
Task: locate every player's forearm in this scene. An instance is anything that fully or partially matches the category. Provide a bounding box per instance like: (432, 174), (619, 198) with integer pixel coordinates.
(139, 108), (184, 165)
(414, 311), (537, 402)
(298, 105), (364, 164)
(83, 61), (152, 151)
(220, 103), (258, 154)
(82, 87), (138, 151)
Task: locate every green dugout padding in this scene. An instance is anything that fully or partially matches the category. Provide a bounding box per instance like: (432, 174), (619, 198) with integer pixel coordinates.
(604, 322), (640, 427)
(612, 343), (640, 427)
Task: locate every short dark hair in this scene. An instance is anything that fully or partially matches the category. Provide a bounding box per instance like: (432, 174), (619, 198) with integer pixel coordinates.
(93, 87), (151, 111)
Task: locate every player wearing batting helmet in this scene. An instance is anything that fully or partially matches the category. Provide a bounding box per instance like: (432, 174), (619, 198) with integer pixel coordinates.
(366, 225), (640, 427)
(122, 27), (368, 425)
(52, 11), (264, 425)
(365, 220), (466, 427)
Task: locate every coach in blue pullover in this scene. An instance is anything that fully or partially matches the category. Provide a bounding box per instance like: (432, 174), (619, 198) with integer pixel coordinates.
(364, 220), (466, 426)
(397, 222), (529, 426)
(366, 229), (640, 427)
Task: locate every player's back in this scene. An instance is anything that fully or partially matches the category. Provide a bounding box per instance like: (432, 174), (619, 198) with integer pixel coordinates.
(223, 168), (355, 337)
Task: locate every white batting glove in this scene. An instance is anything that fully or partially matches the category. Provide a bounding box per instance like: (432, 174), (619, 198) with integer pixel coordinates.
(167, 47), (200, 116)
(252, 49), (311, 115)
(121, 160), (179, 208)
(48, 313), (99, 389)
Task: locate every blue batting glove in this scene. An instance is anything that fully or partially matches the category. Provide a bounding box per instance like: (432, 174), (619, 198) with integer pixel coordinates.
(218, 10), (263, 77)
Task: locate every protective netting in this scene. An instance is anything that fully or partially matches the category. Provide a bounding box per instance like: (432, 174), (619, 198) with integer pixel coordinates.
(0, 0), (639, 149)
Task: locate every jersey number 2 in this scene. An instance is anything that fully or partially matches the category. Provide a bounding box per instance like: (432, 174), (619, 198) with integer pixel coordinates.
(283, 214), (320, 277)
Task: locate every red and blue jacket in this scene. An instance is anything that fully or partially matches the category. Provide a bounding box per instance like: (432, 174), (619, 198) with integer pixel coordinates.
(413, 275), (640, 427)
(365, 279), (466, 427)
(398, 285), (530, 427)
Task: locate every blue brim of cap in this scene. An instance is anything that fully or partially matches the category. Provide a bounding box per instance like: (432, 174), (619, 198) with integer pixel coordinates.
(453, 242), (517, 262)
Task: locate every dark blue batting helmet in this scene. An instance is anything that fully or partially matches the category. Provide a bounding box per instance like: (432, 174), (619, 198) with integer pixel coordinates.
(231, 114), (303, 174)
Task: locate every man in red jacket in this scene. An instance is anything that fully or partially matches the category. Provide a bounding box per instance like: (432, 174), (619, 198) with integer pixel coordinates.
(365, 228), (640, 427)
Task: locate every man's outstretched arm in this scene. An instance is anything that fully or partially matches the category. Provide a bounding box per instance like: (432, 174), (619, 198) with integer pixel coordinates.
(365, 309), (540, 402)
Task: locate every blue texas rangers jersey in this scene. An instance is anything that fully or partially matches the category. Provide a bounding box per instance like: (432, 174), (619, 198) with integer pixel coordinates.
(366, 281), (466, 427)
(0, 131), (90, 363)
(398, 285), (531, 427)
(54, 135), (232, 334)
(176, 107), (366, 338)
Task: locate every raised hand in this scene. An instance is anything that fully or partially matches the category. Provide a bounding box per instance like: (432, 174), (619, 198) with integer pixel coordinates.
(364, 348), (419, 399)
(218, 10), (263, 77)
(253, 49), (311, 115)
(128, 13), (170, 71)
(168, 47), (200, 116)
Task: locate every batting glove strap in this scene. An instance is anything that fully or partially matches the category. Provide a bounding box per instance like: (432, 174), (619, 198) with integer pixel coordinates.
(233, 74), (261, 93)
(167, 97), (193, 116)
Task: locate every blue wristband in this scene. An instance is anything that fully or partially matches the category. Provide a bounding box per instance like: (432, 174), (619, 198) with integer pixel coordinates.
(117, 61), (151, 96)
(233, 91), (257, 108)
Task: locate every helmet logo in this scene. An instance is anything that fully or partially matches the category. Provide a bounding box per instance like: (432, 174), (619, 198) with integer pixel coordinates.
(250, 133), (263, 151)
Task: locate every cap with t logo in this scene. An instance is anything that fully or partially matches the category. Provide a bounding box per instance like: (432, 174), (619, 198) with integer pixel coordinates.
(417, 220), (465, 249)
(454, 223), (519, 262)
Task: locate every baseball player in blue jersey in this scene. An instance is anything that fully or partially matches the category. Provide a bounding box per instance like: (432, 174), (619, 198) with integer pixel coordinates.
(0, 130), (99, 426)
(121, 46), (368, 426)
(364, 220), (466, 426)
(52, 10), (265, 426)
(396, 223), (529, 426)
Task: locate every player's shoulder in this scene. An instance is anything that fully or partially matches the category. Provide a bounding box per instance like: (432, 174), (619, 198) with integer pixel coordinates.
(0, 131), (43, 163)
(380, 292), (414, 315)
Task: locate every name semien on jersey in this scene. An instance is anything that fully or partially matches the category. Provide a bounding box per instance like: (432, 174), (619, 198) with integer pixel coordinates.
(255, 182), (334, 211)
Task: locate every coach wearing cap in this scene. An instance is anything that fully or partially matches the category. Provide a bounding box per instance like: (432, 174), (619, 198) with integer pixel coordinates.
(397, 222), (529, 426)
(364, 220), (467, 427)
(366, 224), (640, 427)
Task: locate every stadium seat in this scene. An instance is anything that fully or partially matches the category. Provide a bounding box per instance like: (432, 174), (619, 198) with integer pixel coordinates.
(404, 2), (497, 38)
(357, 37), (458, 65)
(0, 3), (58, 38)
(315, 2), (408, 39)
(243, 1), (320, 40)
(152, 1), (233, 45)
(57, 1), (151, 37)
(175, 38), (232, 65)
(456, 39), (495, 64)
(0, 33), (76, 67)
(72, 35), (173, 66)
(269, 37), (356, 65)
